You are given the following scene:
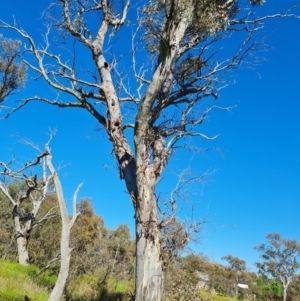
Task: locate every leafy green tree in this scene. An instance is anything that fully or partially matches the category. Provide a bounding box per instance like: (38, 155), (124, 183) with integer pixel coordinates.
(160, 218), (189, 268)
(222, 255), (247, 297)
(255, 233), (300, 301)
(206, 262), (228, 295)
(106, 223), (135, 281)
(29, 194), (61, 272)
(69, 200), (117, 285)
(256, 277), (283, 301)
(67, 199), (135, 301)
(165, 255), (203, 301)
(0, 36), (26, 104)
(69, 199), (107, 280)
(0, 189), (16, 261)
(1, 1), (298, 300)
(270, 280), (283, 298)
(288, 274), (300, 301)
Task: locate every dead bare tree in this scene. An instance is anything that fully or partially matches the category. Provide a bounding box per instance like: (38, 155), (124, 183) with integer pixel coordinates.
(0, 1), (299, 300)
(0, 142), (51, 265)
(0, 134), (82, 300)
(45, 143), (82, 301)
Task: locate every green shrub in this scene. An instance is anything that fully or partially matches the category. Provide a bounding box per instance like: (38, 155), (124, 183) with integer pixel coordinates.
(65, 273), (134, 301)
(38, 270), (58, 289)
(66, 274), (100, 301)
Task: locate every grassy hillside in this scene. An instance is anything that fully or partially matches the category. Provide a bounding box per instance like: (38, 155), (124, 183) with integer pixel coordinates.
(0, 260), (49, 301)
(0, 259), (251, 301)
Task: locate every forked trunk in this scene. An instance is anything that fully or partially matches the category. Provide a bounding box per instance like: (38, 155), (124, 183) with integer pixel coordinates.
(46, 148), (80, 301)
(282, 282), (289, 301)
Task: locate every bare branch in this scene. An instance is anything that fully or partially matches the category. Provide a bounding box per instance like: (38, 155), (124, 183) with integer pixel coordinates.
(38, 254), (61, 275)
(230, 6), (300, 27)
(33, 206), (59, 229)
(59, 0), (93, 48)
(70, 182), (83, 228)
(159, 198), (176, 229)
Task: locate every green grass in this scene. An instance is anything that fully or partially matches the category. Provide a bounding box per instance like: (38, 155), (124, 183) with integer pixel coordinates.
(200, 290), (251, 301)
(0, 260), (49, 301)
(107, 278), (134, 293)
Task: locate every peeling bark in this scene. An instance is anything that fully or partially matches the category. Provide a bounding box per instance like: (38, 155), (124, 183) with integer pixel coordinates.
(136, 234), (164, 301)
(135, 175), (164, 301)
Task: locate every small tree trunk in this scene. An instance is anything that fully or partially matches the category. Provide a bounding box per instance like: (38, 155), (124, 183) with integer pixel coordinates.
(282, 282), (289, 301)
(283, 287), (287, 301)
(47, 226), (71, 301)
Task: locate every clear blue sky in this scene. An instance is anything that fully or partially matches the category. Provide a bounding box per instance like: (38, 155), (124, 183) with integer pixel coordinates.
(0, 1), (299, 272)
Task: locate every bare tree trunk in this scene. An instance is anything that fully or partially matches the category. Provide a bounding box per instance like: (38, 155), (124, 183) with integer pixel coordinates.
(46, 146), (81, 301)
(16, 234), (30, 265)
(135, 225), (164, 301)
(13, 213), (30, 265)
(134, 167), (164, 301)
(47, 226), (71, 301)
(282, 282), (289, 301)
(283, 289), (287, 301)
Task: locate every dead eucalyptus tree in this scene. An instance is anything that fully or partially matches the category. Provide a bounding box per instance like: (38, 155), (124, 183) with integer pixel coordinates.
(0, 1), (299, 300)
(0, 135), (82, 301)
(0, 142), (51, 265)
(45, 143), (82, 301)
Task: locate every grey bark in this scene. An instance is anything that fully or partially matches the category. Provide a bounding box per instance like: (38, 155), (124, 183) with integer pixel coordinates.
(282, 282), (289, 301)
(279, 276), (290, 301)
(133, 7), (193, 300)
(46, 146), (81, 301)
(14, 214), (30, 265)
